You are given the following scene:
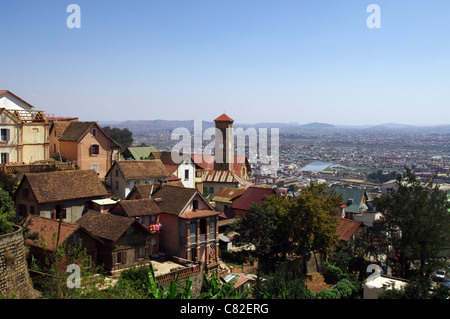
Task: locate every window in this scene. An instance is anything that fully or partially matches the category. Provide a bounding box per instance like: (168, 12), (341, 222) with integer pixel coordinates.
(192, 200), (199, 211)
(91, 163), (98, 173)
(190, 221), (197, 237)
(209, 187), (214, 195)
(0, 129), (9, 141)
(18, 204), (27, 217)
(114, 252), (126, 264)
(185, 169), (189, 180)
(30, 206), (35, 215)
(91, 144), (99, 156)
(53, 204), (66, 220)
(70, 233), (80, 245)
(115, 169), (119, 177)
(115, 181), (119, 190)
(151, 238), (156, 246)
(92, 128), (97, 137)
(0, 153), (8, 164)
(135, 247), (145, 260)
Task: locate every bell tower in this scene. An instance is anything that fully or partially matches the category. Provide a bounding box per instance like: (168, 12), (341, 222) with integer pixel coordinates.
(214, 113), (234, 172)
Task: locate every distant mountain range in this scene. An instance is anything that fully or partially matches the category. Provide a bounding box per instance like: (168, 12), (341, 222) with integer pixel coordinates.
(99, 120), (450, 135)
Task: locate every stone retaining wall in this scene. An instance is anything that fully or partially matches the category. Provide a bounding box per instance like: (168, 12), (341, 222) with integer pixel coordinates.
(0, 226), (36, 298)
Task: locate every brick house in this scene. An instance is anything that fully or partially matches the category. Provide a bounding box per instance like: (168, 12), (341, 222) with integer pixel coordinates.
(76, 210), (152, 273)
(49, 121), (120, 178)
(14, 169), (109, 223)
(152, 185), (220, 265)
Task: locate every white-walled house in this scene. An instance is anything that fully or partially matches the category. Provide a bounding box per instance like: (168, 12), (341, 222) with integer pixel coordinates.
(150, 151), (196, 189)
(363, 270), (408, 299)
(0, 90), (34, 111)
(105, 160), (170, 199)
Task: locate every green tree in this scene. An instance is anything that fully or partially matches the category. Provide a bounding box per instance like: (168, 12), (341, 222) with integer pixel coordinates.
(231, 202), (280, 297)
(288, 183), (341, 271)
(0, 188), (17, 235)
(374, 169), (450, 278)
(102, 126), (133, 149)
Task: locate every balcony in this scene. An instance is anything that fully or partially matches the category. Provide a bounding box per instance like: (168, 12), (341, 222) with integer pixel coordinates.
(149, 223), (162, 232)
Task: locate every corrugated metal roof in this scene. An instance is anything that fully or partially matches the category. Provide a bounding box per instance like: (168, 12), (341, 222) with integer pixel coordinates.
(124, 146), (157, 160)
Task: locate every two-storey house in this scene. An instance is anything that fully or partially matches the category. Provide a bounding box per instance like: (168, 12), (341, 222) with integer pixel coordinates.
(105, 160), (170, 199)
(0, 90), (50, 164)
(14, 169), (109, 223)
(49, 121), (120, 178)
(150, 185), (220, 265)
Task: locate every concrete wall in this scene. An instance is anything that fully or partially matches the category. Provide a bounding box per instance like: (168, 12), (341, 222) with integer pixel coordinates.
(0, 226), (37, 298)
(0, 93), (33, 111)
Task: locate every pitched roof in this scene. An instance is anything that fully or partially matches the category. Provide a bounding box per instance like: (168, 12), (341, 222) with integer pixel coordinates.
(151, 185), (216, 216)
(231, 186), (276, 211)
(25, 215), (80, 251)
(126, 181), (185, 199)
(123, 146), (158, 160)
(0, 90), (34, 109)
(151, 151), (179, 166)
(151, 185), (199, 215)
(114, 199), (161, 217)
(25, 215), (103, 250)
(203, 170), (253, 188)
(76, 210), (148, 242)
(212, 187), (246, 204)
(113, 160), (170, 180)
(214, 113), (234, 122)
(336, 217), (362, 241)
(51, 121), (73, 139)
(58, 121), (96, 141)
(22, 169), (108, 204)
(329, 187), (368, 213)
(191, 154), (251, 175)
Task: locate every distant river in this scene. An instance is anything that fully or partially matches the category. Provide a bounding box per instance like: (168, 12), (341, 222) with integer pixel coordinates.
(299, 161), (334, 172)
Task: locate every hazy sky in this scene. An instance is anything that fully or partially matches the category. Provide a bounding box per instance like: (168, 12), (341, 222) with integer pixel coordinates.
(1, 1), (449, 125)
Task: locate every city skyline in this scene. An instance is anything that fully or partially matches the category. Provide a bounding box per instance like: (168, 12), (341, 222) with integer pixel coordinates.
(1, 1), (449, 126)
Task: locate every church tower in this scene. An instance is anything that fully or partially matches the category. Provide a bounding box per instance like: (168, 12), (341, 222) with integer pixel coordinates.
(214, 113), (234, 172)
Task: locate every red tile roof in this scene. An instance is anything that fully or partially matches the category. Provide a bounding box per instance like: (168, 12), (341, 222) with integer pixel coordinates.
(214, 113), (234, 122)
(231, 186), (275, 211)
(180, 209), (221, 219)
(25, 215), (82, 251)
(336, 217), (362, 241)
